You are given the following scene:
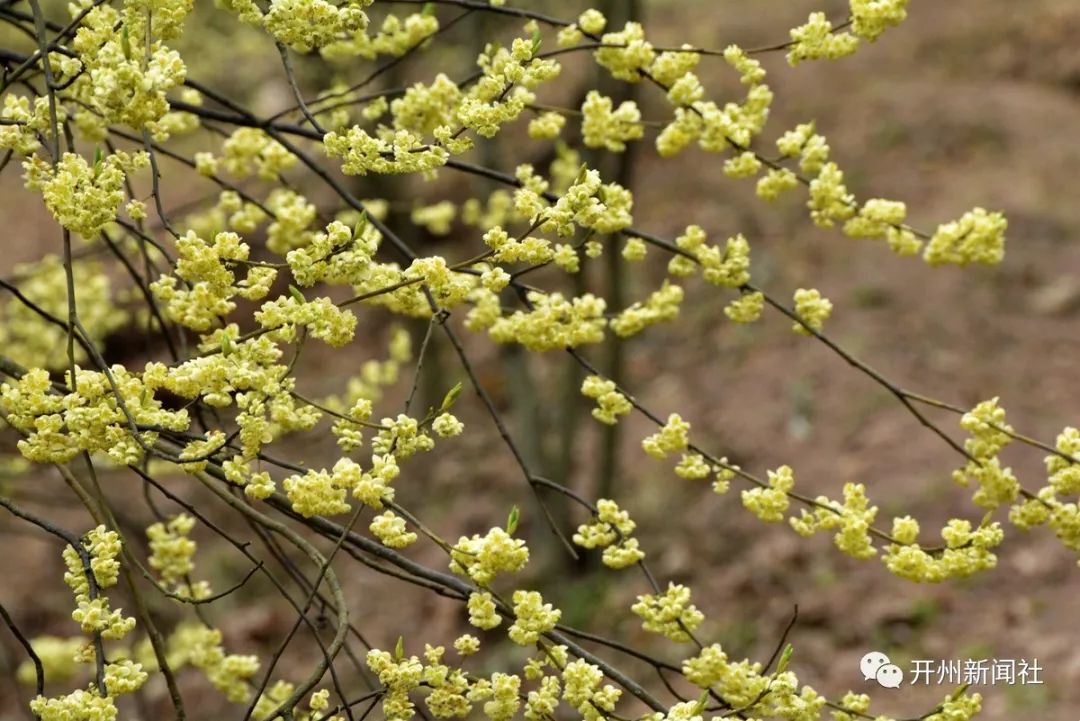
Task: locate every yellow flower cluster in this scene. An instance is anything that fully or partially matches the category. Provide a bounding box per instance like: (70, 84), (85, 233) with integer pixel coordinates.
(631, 583), (704, 642)
(169, 622), (260, 702)
(250, 680), (346, 721)
(323, 11), (439, 61)
(421, 645), (473, 718)
(951, 398), (1019, 509)
(507, 590), (561, 645)
(373, 413), (436, 458)
(724, 290), (765, 324)
(215, 128), (297, 180)
(883, 518), (1003, 583)
(287, 219), (378, 288)
(611, 281), (683, 337)
(573, 498), (645, 569)
(284, 455), (400, 516)
(147, 513), (211, 599)
(527, 111), (565, 140)
(0, 256), (127, 370)
(392, 74), (462, 136)
(370, 510), (418, 548)
(166, 332), (319, 464)
(773, 123), (1007, 265)
(742, 465), (794, 523)
(652, 42), (772, 157)
(1, 365), (189, 465)
(787, 13), (860, 66)
(460, 34), (561, 139)
(185, 190), (268, 237)
(621, 236), (648, 261)
(482, 225), (551, 265)
(432, 412), (464, 437)
(669, 226), (752, 289)
(580, 375), (632, 425)
(151, 230), (276, 331)
(1006, 427), (1080, 563)
(324, 125), (450, 176)
(467, 590), (502, 630)
(556, 9), (607, 47)
(681, 642), (830, 718)
(489, 291), (606, 351)
(756, 167), (800, 201)
(30, 526), (147, 721)
(470, 672), (520, 721)
(255, 294), (357, 347)
(367, 648), (425, 720)
(449, 527), (529, 584)
(642, 413), (690, 459)
(64, 0), (188, 131)
(16, 636), (82, 686)
(1, 94), (60, 156)
(64, 526), (124, 603)
(1046, 427), (1080, 495)
(924, 692), (983, 721)
(266, 188), (318, 253)
(412, 201), (457, 235)
(409, 256), (478, 311)
(31, 688), (125, 721)
(264, 0), (371, 52)
(594, 22), (655, 83)
(24, 151), (148, 238)
(580, 91), (643, 151)
(326, 25), (558, 177)
(851, 0), (910, 42)
(283, 465), (351, 517)
(788, 1), (908, 66)
(792, 288), (833, 335)
(517, 165), (634, 237)
(675, 452), (710, 480)
(789, 482), (879, 559)
(349, 453), (401, 509)
(924, 207), (1008, 266)
(844, 198), (921, 257)
(453, 634), (480, 656)
(807, 162), (856, 228)
(561, 657), (622, 719)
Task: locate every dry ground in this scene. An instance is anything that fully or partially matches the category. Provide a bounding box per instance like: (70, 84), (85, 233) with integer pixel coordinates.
(2, 0), (1080, 719)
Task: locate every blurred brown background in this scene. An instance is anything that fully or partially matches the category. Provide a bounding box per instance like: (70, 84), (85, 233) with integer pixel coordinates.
(2, 0), (1080, 719)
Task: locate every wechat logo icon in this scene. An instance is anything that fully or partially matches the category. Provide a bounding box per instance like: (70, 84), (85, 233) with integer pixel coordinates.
(861, 651), (904, 689)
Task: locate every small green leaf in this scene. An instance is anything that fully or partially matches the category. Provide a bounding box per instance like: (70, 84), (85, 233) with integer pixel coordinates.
(121, 25), (132, 60)
(507, 505), (520, 535)
(289, 285), (306, 303)
(422, 2), (435, 15)
(353, 210), (368, 238)
(440, 382), (462, 411)
(777, 643), (794, 674)
(221, 333), (233, 357)
(530, 28), (542, 56)
(691, 690), (709, 715)
(92, 147), (103, 176)
(394, 636), (404, 660)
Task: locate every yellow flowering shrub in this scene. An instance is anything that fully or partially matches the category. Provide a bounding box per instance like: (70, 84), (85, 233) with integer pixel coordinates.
(0, 1), (1062, 720)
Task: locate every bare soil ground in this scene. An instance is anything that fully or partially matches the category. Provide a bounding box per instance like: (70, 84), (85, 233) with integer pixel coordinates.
(2, 1), (1080, 719)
